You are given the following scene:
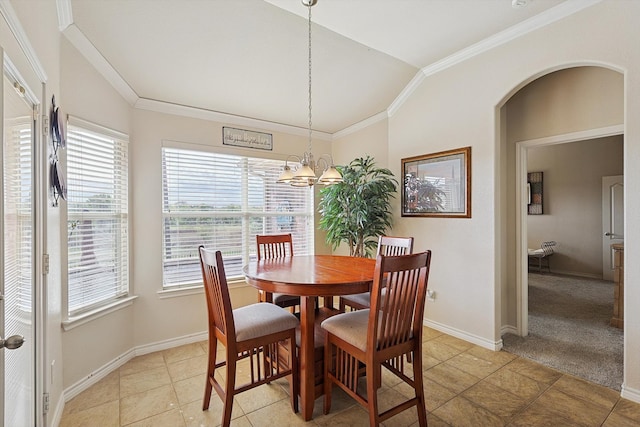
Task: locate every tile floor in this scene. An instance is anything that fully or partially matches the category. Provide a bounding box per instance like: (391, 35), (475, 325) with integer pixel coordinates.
(59, 327), (640, 426)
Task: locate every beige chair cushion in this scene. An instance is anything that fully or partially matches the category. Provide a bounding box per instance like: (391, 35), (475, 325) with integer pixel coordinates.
(321, 309), (372, 351)
(234, 303), (299, 342)
(341, 292), (371, 308)
(273, 293), (300, 305)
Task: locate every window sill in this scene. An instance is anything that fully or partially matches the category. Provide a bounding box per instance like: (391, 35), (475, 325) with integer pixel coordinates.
(157, 278), (249, 299)
(62, 295), (138, 331)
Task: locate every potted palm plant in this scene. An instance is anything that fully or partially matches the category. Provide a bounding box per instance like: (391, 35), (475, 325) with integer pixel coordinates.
(319, 156), (398, 257)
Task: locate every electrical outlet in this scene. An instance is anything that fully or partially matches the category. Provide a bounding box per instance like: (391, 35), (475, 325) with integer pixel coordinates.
(427, 289), (436, 301)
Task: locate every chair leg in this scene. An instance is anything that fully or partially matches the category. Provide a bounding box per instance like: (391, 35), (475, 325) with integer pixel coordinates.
(222, 357), (236, 427)
(323, 340), (333, 415)
(412, 351), (428, 427)
(366, 363), (380, 426)
(288, 337), (299, 413)
(202, 338), (218, 410)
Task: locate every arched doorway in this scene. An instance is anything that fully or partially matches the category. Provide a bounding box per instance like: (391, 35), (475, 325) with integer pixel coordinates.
(499, 65), (625, 389)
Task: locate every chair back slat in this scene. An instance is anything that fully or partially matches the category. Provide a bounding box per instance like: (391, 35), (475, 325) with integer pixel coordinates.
(257, 233), (294, 260)
(369, 251), (431, 351)
(377, 236), (414, 256)
(199, 246), (234, 339)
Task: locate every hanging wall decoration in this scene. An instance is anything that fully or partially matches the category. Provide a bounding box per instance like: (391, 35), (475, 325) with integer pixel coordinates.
(49, 95), (67, 206)
(527, 171), (543, 215)
(401, 146), (472, 218)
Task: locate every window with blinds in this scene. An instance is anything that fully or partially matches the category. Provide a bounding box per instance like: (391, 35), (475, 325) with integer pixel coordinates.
(67, 117), (129, 316)
(162, 146), (314, 288)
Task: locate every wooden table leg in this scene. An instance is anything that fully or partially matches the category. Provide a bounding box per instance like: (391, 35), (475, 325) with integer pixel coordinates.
(299, 295), (315, 421)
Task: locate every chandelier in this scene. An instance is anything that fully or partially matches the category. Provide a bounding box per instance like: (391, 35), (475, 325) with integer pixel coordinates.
(277, 0), (343, 187)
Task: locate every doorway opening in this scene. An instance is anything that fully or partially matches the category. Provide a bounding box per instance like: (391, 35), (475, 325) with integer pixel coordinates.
(500, 65), (625, 390)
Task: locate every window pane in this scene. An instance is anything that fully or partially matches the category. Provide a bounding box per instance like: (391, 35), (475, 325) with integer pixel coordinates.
(162, 147), (314, 288)
(67, 118), (129, 316)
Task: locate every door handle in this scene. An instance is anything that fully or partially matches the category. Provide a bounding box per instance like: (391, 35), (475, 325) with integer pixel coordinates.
(0, 335), (25, 350)
(605, 232), (624, 238)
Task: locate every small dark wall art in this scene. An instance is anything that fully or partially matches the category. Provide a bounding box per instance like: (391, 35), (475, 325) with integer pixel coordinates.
(528, 172), (543, 215)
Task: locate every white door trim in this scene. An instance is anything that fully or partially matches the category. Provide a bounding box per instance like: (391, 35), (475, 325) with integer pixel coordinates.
(514, 124), (624, 336)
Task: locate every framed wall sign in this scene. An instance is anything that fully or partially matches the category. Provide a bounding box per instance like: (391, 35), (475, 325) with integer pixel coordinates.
(401, 146), (471, 218)
(223, 126), (273, 151)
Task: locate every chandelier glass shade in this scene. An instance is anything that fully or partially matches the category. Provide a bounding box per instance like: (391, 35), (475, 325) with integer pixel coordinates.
(276, 0), (342, 188)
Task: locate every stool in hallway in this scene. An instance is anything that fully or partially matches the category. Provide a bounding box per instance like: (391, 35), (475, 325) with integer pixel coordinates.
(528, 241), (556, 273)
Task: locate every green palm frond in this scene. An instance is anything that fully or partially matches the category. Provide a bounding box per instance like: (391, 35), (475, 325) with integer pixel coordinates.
(319, 156), (398, 258)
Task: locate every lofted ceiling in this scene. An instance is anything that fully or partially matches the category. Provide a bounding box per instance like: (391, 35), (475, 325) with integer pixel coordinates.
(60, 0), (594, 136)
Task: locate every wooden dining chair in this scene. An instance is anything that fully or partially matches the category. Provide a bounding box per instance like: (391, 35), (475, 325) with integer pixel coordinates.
(322, 251), (432, 426)
(339, 236), (414, 311)
(198, 246), (299, 426)
(256, 233), (300, 310)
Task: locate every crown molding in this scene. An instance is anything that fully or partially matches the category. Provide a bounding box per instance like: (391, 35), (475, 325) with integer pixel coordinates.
(135, 98), (333, 141)
(62, 24), (139, 104)
(332, 111), (388, 140)
(56, 0), (73, 31)
(387, 70), (426, 118)
(384, 0), (602, 121)
(0, 0), (47, 82)
(424, 0), (601, 79)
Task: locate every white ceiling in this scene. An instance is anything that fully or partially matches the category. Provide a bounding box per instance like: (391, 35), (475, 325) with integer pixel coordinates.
(61, 0), (593, 135)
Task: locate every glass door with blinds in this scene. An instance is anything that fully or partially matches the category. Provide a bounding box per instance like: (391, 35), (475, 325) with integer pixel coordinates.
(1, 72), (36, 425)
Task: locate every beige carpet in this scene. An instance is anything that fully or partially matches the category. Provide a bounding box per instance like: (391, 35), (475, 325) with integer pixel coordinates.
(502, 273), (623, 390)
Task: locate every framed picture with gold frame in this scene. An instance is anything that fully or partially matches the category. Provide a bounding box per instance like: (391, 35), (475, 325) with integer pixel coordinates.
(401, 146), (471, 218)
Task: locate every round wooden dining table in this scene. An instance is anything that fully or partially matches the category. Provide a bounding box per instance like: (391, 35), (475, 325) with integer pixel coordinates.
(243, 254), (376, 421)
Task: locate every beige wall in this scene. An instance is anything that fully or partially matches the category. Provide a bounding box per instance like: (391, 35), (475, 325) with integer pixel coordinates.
(380, 0), (640, 397)
(506, 67), (624, 142)
(331, 117), (391, 255)
(526, 136), (623, 277)
(59, 38), (135, 388)
(333, 118), (389, 169)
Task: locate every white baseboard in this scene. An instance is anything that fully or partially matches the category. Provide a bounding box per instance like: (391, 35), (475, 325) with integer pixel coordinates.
(64, 348), (136, 402)
(424, 319), (503, 351)
(133, 331), (208, 357)
(50, 393), (65, 427)
(58, 330), (208, 423)
(621, 383), (640, 404)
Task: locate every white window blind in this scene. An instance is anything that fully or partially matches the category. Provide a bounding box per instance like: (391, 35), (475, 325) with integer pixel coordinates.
(162, 146), (314, 288)
(3, 117), (33, 314)
(67, 117), (129, 316)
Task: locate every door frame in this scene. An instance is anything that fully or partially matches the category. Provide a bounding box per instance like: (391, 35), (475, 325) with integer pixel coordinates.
(514, 124), (624, 336)
(2, 52), (47, 426)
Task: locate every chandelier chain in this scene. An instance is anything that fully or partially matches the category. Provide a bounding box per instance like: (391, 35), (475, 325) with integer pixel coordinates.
(307, 2), (312, 154)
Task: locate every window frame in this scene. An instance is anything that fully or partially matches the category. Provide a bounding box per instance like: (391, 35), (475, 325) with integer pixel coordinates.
(64, 116), (130, 321)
